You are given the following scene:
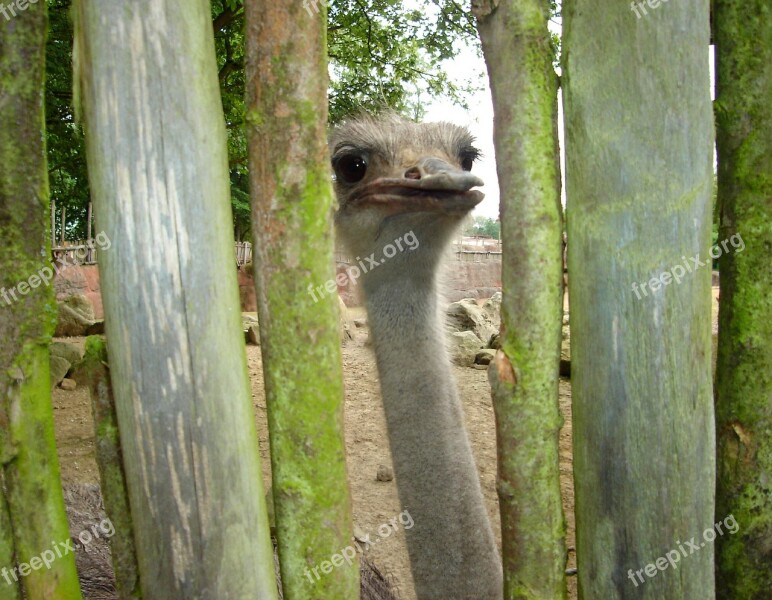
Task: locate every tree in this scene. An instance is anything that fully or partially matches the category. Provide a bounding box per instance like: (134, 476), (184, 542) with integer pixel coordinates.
(46, 0), (482, 241)
(562, 1), (715, 598)
(465, 215), (501, 238)
(714, 1), (772, 597)
(244, 1), (358, 598)
(474, 0), (566, 597)
(0, 1), (83, 597)
(46, 0), (89, 240)
(74, 0), (277, 596)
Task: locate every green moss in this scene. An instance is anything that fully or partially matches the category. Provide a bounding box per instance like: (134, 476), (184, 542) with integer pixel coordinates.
(714, 0), (772, 596)
(245, 9), (357, 596)
(1, 2), (83, 597)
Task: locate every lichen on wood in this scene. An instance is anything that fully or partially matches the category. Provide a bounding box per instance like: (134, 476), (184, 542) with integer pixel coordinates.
(0, 2), (83, 597)
(244, 2), (359, 599)
(714, 1), (772, 597)
(474, 1), (567, 597)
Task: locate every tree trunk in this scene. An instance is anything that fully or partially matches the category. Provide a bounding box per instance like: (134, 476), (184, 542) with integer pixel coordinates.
(473, 1), (566, 598)
(714, 2), (772, 597)
(81, 337), (141, 599)
(562, 1), (715, 598)
(245, 2), (359, 599)
(0, 2), (83, 598)
(74, 1), (277, 597)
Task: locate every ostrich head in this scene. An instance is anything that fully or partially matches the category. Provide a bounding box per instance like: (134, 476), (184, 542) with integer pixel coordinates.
(332, 114), (484, 265)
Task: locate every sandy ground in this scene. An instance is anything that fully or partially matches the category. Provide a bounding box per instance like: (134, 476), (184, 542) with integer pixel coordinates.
(51, 318), (576, 600)
(52, 289), (719, 599)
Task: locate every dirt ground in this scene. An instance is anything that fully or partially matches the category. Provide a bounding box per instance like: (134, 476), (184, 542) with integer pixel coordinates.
(52, 290), (719, 599)
(51, 317), (576, 600)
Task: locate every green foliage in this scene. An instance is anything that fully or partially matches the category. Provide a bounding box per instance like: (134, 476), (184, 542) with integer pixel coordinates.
(464, 215), (500, 238)
(46, 0), (89, 240)
(327, 0), (482, 122)
(46, 0), (483, 239)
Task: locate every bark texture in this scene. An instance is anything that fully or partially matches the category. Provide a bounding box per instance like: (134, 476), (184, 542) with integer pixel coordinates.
(562, 1), (716, 598)
(714, 1), (772, 597)
(74, 1), (277, 597)
(81, 337), (141, 599)
(474, 1), (566, 598)
(245, 2), (358, 599)
(0, 3), (82, 598)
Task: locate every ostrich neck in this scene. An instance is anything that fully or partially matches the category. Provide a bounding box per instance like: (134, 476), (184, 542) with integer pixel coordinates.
(362, 268), (502, 600)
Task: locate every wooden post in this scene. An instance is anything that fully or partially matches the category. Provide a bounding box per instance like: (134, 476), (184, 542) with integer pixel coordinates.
(86, 201), (93, 262)
(714, 0), (772, 596)
(51, 199), (56, 249)
(74, 1), (277, 597)
(563, 0), (715, 598)
(245, 1), (359, 599)
(60, 206), (65, 245)
(0, 1), (83, 598)
(474, 1), (567, 597)
(81, 337), (141, 599)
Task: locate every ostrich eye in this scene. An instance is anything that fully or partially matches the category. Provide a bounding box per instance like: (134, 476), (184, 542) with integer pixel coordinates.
(334, 154), (368, 183)
(459, 149), (479, 172)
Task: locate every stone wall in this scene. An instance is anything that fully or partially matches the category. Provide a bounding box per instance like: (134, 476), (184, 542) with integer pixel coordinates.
(53, 259), (503, 315)
(54, 264), (103, 319)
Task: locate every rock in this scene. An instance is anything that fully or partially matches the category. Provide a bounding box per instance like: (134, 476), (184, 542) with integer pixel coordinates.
(55, 294), (95, 337)
(354, 318), (367, 328)
(246, 325), (260, 346)
(50, 341), (83, 366)
(488, 332), (501, 349)
(353, 526), (368, 544)
(50, 355), (72, 387)
(60, 378), (77, 391)
(85, 320), (105, 335)
(339, 296), (353, 342)
(481, 292), (502, 324)
(376, 465), (394, 482)
(242, 313), (260, 345)
(242, 313), (259, 327)
(448, 331), (484, 367)
(445, 298), (498, 344)
(475, 349), (496, 366)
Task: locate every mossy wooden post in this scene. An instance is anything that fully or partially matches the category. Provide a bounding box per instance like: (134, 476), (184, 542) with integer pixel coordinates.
(473, 1), (566, 598)
(74, 1), (277, 597)
(714, 1), (772, 597)
(562, 1), (715, 598)
(80, 337), (140, 599)
(245, 2), (358, 599)
(0, 3), (82, 599)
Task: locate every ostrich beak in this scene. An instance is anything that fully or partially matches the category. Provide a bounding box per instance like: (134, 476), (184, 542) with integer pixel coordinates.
(353, 157), (484, 215)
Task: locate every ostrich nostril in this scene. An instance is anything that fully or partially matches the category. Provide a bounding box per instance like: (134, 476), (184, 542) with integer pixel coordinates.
(404, 167), (421, 180)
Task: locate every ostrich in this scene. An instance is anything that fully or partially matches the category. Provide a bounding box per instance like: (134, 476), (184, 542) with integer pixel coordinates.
(332, 114), (503, 600)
